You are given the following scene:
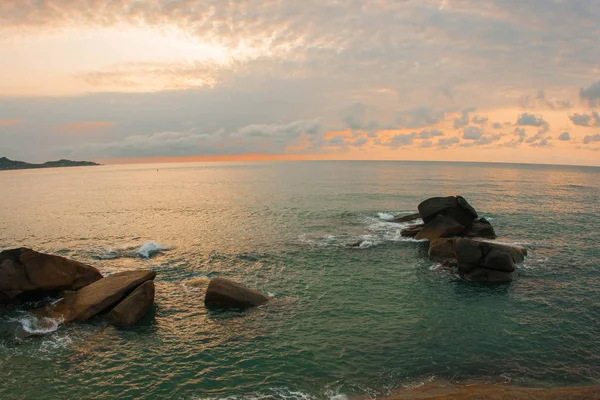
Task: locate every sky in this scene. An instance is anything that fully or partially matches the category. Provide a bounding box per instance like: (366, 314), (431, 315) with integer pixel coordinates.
(1, 0), (600, 166)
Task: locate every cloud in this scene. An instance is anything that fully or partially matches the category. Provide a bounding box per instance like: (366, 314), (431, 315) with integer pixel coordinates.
(516, 113), (548, 127)
(350, 137), (367, 147)
(530, 138), (552, 147)
(583, 133), (600, 144)
(339, 103), (379, 132)
(463, 126), (484, 140)
(519, 89), (572, 110)
(386, 132), (416, 149)
(437, 136), (460, 148)
(395, 108), (446, 129)
(558, 132), (571, 141)
(453, 107), (476, 129)
(472, 116), (488, 125)
(0, 120), (22, 126)
(474, 133), (502, 145)
(58, 119), (325, 159)
(580, 81), (600, 106)
(415, 129), (444, 139)
(569, 112), (600, 127)
(59, 121), (115, 133)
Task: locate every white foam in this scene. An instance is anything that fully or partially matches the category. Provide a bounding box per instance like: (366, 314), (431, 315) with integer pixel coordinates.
(137, 241), (173, 258)
(16, 315), (63, 335)
(377, 212), (395, 221)
(39, 334), (73, 353)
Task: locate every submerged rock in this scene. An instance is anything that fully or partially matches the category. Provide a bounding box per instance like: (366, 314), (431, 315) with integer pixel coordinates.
(204, 278), (270, 310)
(0, 248), (102, 303)
(400, 223), (425, 238)
(390, 212), (421, 223)
(46, 270), (156, 322)
(106, 280), (155, 327)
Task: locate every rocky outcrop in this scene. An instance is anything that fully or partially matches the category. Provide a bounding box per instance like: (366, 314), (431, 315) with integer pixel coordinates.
(204, 278), (270, 310)
(401, 196), (496, 240)
(429, 237), (527, 283)
(0, 248), (102, 303)
(418, 195), (478, 227)
(46, 270), (156, 323)
(400, 196), (528, 283)
(106, 280), (155, 327)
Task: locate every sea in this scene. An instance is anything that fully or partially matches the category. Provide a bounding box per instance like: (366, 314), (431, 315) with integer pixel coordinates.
(0, 161), (599, 399)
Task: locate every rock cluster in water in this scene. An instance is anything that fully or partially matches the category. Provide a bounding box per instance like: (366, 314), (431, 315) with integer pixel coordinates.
(396, 196), (527, 283)
(0, 247), (271, 333)
(0, 248), (156, 327)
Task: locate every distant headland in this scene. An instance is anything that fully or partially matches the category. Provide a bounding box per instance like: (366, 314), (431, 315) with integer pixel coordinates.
(0, 156), (100, 171)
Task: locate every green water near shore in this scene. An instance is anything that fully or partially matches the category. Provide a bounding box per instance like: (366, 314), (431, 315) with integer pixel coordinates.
(1, 161), (599, 399)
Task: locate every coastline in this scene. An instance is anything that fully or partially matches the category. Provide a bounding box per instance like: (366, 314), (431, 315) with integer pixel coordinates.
(377, 382), (600, 399)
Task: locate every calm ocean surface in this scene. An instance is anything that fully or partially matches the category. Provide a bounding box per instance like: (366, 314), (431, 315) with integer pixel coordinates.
(0, 161), (599, 399)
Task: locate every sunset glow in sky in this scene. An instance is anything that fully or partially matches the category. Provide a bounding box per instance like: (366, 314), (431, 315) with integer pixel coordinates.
(1, 0), (600, 165)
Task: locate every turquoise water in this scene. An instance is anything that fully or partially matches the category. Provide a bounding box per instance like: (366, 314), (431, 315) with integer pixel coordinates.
(0, 161), (599, 399)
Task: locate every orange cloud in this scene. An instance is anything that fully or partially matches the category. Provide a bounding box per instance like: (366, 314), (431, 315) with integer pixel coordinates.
(59, 121), (115, 133)
(0, 120), (22, 125)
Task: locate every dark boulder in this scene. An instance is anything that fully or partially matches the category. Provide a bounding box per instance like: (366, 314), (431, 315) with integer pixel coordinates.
(106, 280), (155, 327)
(463, 218), (497, 239)
(400, 223), (424, 237)
(418, 196), (478, 227)
(454, 238), (527, 282)
(428, 238), (457, 260)
(45, 270), (156, 322)
(415, 214), (465, 241)
(431, 238), (527, 283)
(204, 278), (270, 310)
(390, 212), (421, 223)
(0, 248), (102, 303)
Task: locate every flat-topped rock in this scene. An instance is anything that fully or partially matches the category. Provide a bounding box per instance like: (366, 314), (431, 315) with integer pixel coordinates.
(0, 248), (102, 303)
(47, 270), (156, 322)
(205, 278), (270, 310)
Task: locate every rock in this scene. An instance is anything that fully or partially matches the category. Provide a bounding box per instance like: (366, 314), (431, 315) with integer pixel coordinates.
(106, 280), (155, 327)
(46, 270), (156, 322)
(418, 196), (478, 227)
(430, 238), (527, 283)
(428, 238), (457, 260)
(0, 248), (102, 303)
(204, 278), (270, 310)
(415, 215), (465, 241)
(390, 212), (421, 223)
(463, 218), (497, 239)
(348, 241), (362, 247)
(454, 238), (527, 280)
(400, 223), (424, 237)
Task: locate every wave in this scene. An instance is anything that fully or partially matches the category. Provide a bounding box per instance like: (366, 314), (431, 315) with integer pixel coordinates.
(137, 242), (172, 259)
(94, 241), (173, 260)
(7, 314), (63, 336)
(298, 212), (427, 249)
